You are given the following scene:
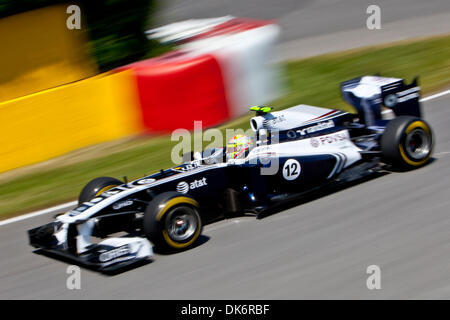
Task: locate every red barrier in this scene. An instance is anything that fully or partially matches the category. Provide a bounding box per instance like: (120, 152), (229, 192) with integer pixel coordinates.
(185, 18), (274, 42)
(119, 52), (230, 133)
(116, 18), (281, 133)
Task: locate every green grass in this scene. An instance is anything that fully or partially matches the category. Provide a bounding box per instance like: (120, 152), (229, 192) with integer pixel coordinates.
(1, 35), (450, 219)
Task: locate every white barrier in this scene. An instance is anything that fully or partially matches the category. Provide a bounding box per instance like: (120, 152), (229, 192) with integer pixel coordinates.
(147, 17), (283, 119)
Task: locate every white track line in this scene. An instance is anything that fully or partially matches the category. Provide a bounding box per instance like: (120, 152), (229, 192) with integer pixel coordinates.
(1, 88), (450, 227)
(420, 89), (450, 102)
(0, 201), (77, 227)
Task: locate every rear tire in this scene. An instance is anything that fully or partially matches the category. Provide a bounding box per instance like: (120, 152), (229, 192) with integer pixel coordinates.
(78, 177), (123, 204)
(381, 116), (433, 170)
(143, 192), (202, 252)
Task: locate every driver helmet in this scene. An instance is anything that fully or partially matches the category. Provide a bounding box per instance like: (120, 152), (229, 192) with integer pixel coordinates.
(226, 134), (254, 160)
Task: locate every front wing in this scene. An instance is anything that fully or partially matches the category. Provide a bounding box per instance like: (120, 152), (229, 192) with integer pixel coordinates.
(28, 222), (153, 272)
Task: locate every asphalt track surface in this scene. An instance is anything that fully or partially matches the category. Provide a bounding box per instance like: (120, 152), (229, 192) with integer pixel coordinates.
(1, 1), (450, 299)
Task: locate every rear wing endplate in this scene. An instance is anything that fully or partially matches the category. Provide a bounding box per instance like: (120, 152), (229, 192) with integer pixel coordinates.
(341, 76), (421, 122)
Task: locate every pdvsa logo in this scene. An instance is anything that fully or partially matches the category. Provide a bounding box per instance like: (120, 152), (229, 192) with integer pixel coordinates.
(310, 132), (349, 147)
(176, 178), (208, 194)
(319, 132), (348, 144)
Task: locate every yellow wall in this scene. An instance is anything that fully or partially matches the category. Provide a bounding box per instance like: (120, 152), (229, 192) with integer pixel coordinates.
(0, 5), (97, 102)
(0, 70), (144, 173)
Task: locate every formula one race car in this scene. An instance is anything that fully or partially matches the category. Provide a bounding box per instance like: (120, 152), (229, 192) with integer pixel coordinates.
(28, 75), (434, 271)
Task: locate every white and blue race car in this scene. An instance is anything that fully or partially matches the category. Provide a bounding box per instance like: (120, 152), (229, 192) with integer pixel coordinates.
(28, 75), (434, 272)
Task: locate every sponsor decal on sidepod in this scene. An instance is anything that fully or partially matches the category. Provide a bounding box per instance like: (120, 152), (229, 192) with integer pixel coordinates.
(112, 200), (133, 210)
(177, 178), (208, 194)
(311, 131), (349, 147)
(296, 120), (335, 136)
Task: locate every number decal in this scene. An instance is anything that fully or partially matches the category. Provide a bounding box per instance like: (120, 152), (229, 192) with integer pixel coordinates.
(282, 159), (301, 180)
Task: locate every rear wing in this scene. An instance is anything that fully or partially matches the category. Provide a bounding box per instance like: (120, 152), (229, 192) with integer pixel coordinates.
(341, 76), (421, 124)
(380, 77), (421, 117)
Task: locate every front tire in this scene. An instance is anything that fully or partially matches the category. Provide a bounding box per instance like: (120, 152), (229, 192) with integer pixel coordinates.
(78, 176), (123, 204)
(381, 116), (434, 170)
(143, 192), (202, 251)
(78, 177), (129, 238)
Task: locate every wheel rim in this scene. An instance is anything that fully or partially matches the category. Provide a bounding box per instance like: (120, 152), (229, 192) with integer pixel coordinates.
(165, 206), (198, 242)
(405, 128), (430, 160)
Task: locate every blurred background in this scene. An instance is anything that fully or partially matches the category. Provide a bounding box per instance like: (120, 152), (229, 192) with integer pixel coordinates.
(0, 0), (449, 218)
(2, 0), (450, 301)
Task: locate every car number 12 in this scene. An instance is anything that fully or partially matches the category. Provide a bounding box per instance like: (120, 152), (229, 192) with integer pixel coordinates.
(283, 159), (301, 180)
